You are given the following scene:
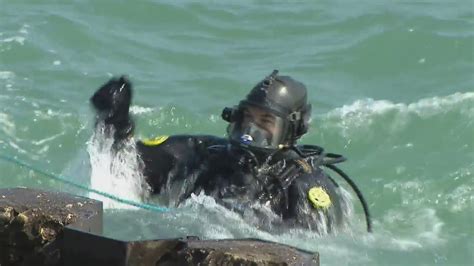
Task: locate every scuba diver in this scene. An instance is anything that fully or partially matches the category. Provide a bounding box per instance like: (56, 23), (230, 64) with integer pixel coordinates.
(90, 70), (372, 233)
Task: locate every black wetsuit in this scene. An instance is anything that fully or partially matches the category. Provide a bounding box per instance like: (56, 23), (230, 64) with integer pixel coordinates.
(135, 134), (346, 231)
(90, 76), (349, 232)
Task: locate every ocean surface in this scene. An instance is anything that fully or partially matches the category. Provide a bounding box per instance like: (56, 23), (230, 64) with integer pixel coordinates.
(1, 0), (473, 265)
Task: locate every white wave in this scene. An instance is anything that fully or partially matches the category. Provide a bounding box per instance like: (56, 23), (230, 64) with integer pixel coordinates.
(0, 25), (29, 46)
(378, 207), (446, 250)
(37, 144), (49, 154)
(31, 131), (65, 146)
(0, 71), (15, 80)
(130, 105), (154, 115)
(33, 109), (73, 119)
(263, 207), (446, 265)
(388, 238), (423, 250)
(0, 112), (16, 136)
(8, 141), (29, 155)
(87, 123), (151, 209)
(325, 92), (474, 121)
(413, 209), (445, 245)
(0, 36), (26, 45)
(446, 184), (473, 213)
(320, 92), (474, 139)
(19, 24), (29, 35)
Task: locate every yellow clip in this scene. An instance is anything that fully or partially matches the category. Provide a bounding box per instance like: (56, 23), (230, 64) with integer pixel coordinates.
(142, 136), (169, 146)
(308, 186), (331, 209)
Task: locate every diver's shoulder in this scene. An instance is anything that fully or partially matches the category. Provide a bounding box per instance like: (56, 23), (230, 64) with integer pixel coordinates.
(137, 134), (228, 148)
(295, 144), (347, 165)
(167, 134), (228, 146)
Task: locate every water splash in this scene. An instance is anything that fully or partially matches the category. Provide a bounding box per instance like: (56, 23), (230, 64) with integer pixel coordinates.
(130, 105), (154, 115)
(87, 123), (151, 209)
(176, 184), (357, 237)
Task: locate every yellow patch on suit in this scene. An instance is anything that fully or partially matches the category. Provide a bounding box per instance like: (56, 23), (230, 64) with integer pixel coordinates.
(308, 186), (331, 209)
(142, 136), (169, 146)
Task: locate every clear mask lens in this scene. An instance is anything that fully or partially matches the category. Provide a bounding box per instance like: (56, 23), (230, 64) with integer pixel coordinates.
(228, 112), (286, 149)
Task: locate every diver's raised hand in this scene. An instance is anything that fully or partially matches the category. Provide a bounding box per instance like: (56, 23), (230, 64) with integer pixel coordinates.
(90, 75), (135, 142)
(91, 75), (133, 118)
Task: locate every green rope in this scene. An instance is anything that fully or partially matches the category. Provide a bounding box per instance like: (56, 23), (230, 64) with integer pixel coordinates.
(0, 154), (171, 213)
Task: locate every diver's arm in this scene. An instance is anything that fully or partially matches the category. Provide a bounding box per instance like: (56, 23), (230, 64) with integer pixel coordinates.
(136, 135), (227, 196)
(90, 76), (135, 143)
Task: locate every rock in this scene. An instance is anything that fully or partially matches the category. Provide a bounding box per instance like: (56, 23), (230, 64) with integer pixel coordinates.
(164, 238), (319, 265)
(0, 187), (103, 266)
(62, 228), (185, 266)
(62, 230), (318, 266)
(1, 187), (319, 266)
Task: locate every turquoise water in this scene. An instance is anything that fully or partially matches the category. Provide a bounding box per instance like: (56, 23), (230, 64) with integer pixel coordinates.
(1, 0), (473, 265)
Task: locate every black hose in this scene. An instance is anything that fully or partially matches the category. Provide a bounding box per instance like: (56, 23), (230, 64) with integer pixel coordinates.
(325, 164), (373, 233)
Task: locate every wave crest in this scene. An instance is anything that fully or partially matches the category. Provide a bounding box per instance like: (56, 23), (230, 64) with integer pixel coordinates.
(319, 92), (474, 138)
(326, 92), (474, 120)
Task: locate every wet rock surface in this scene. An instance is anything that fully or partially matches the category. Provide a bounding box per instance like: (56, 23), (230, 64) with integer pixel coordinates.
(63, 231), (318, 266)
(163, 238), (319, 265)
(1, 187), (318, 266)
(0, 187), (102, 266)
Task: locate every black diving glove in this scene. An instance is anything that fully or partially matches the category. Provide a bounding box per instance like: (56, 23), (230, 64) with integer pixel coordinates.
(90, 75), (135, 141)
(91, 75), (132, 117)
